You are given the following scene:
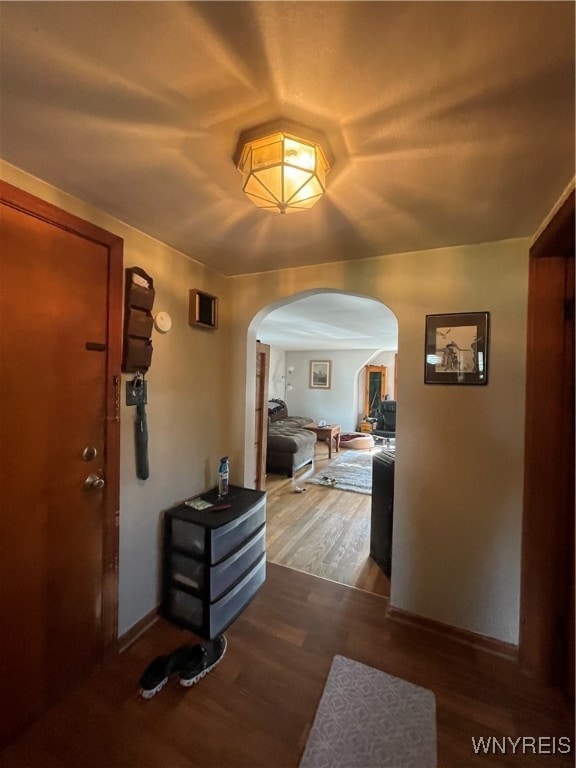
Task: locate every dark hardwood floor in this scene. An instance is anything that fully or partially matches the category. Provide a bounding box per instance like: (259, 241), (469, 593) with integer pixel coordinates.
(1, 563), (572, 767)
(266, 444), (390, 597)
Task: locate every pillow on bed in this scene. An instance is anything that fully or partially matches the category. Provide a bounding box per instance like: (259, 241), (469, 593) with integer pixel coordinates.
(268, 398), (288, 421)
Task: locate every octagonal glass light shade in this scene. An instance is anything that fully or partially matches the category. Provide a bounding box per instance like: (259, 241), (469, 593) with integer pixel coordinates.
(235, 128), (331, 214)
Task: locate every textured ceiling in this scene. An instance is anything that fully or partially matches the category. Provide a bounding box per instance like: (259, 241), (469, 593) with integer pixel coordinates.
(0, 1), (574, 276)
(258, 293), (398, 351)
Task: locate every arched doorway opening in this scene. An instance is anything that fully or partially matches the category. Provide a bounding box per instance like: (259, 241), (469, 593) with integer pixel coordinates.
(244, 289), (398, 599)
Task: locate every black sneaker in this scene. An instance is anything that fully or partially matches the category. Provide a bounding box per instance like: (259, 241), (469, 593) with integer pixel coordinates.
(179, 635), (227, 688)
(139, 645), (198, 699)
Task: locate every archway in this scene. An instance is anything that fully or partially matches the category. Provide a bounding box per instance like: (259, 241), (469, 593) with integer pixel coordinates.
(244, 288), (398, 596)
(244, 289), (398, 484)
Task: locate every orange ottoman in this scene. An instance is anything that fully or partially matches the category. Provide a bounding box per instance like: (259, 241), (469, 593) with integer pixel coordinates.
(339, 432), (375, 450)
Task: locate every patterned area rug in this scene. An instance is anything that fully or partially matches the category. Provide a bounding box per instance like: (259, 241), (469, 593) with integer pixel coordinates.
(308, 448), (393, 495)
(299, 656), (437, 768)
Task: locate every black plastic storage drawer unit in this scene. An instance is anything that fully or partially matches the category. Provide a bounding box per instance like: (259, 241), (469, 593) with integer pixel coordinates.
(162, 485), (266, 639)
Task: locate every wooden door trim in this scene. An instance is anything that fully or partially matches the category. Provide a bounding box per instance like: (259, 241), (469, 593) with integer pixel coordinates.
(0, 180), (123, 652)
(254, 342), (270, 491)
(519, 188), (575, 684)
(530, 188), (575, 259)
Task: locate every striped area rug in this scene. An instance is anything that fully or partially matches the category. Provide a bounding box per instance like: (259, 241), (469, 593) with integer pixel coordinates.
(308, 448), (394, 495)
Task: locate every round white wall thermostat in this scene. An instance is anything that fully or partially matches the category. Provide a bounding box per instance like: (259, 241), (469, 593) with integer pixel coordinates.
(154, 311), (172, 333)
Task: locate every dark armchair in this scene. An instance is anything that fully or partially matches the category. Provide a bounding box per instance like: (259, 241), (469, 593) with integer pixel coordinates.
(373, 399), (396, 438)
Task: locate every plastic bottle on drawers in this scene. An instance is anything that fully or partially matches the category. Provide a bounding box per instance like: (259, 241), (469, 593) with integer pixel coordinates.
(218, 456), (229, 498)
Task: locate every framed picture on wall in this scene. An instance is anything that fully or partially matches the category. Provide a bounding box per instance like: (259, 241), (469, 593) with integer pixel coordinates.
(309, 360), (332, 389)
(189, 289), (218, 329)
(424, 312), (489, 385)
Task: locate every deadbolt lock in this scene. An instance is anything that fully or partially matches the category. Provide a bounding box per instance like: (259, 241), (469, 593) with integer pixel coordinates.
(82, 446), (98, 462)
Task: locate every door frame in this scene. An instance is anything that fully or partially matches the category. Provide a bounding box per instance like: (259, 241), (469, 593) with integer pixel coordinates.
(519, 187), (575, 690)
(254, 342), (270, 490)
(0, 180), (123, 652)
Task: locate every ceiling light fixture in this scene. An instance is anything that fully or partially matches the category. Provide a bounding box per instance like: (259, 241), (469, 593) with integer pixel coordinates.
(233, 120), (332, 214)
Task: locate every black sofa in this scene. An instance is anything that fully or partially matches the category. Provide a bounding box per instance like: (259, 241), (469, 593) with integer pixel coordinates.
(266, 399), (316, 477)
(373, 399), (396, 439)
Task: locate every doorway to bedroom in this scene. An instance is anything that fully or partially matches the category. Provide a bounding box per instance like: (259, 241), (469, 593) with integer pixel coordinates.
(251, 290), (398, 600)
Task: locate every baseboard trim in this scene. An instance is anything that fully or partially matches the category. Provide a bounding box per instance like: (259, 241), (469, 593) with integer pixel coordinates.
(117, 606), (160, 653)
(387, 605), (518, 661)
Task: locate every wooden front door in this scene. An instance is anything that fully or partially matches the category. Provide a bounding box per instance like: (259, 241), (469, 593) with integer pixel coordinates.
(0, 182), (122, 746)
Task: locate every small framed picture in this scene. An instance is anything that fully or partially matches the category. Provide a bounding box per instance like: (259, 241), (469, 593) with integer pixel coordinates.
(424, 312), (489, 385)
(309, 360), (332, 389)
(189, 289), (218, 329)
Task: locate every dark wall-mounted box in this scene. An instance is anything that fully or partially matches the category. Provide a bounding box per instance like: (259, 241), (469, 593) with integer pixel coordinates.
(124, 338), (153, 371)
(189, 289), (218, 330)
(127, 308), (154, 339)
(123, 267), (155, 372)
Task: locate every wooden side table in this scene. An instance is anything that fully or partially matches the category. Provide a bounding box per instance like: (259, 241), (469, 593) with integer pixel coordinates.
(304, 422), (341, 459)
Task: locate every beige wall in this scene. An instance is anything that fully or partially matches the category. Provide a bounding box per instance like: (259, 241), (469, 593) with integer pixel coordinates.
(231, 240), (529, 645)
(1, 161), (529, 645)
(284, 348), (382, 431)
